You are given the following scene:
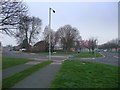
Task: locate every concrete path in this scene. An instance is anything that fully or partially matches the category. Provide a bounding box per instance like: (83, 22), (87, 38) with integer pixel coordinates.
(3, 61), (41, 79)
(13, 62), (61, 88)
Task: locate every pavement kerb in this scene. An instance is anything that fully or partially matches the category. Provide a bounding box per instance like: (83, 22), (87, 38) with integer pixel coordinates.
(70, 52), (105, 60)
(99, 52), (105, 58)
(12, 61), (61, 88)
(3, 61), (41, 79)
(78, 58), (95, 60)
(113, 56), (119, 58)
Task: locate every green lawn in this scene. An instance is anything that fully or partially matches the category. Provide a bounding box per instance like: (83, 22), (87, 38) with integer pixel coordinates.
(2, 60), (53, 89)
(75, 52), (103, 58)
(50, 60), (118, 88)
(0, 57), (2, 70)
(2, 57), (30, 69)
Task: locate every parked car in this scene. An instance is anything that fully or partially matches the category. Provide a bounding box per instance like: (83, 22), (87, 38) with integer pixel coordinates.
(103, 49), (107, 52)
(19, 48), (26, 52)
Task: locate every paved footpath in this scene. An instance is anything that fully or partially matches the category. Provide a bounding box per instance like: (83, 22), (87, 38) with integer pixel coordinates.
(3, 61), (41, 79)
(12, 62), (61, 88)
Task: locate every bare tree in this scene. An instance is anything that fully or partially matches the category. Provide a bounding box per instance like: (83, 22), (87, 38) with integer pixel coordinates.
(43, 26), (49, 43)
(29, 16), (42, 44)
(15, 15), (42, 51)
(56, 24), (80, 52)
(89, 38), (97, 53)
(15, 15), (30, 47)
(99, 38), (119, 52)
(0, 0), (28, 35)
(43, 26), (56, 52)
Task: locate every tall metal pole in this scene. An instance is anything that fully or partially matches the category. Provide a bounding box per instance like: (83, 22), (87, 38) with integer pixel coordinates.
(48, 8), (55, 60)
(49, 8), (51, 60)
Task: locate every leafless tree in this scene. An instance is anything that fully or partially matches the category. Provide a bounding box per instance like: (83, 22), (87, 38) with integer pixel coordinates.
(89, 37), (97, 53)
(15, 15), (42, 50)
(56, 24), (80, 51)
(28, 16), (42, 44)
(99, 38), (119, 52)
(0, 0), (28, 35)
(15, 15), (30, 45)
(43, 26), (56, 52)
(43, 26), (49, 43)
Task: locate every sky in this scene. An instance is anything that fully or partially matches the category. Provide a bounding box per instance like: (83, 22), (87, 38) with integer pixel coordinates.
(1, 0), (118, 46)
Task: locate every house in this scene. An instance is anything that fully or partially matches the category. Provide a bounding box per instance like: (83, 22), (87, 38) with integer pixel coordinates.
(13, 44), (22, 51)
(32, 41), (48, 52)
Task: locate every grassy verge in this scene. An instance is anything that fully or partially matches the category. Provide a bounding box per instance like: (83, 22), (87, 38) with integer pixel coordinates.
(2, 60), (53, 89)
(2, 57), (30, 69)
(50, 60), (118, 88)
(75, 52), (103, 58)
(0, 56), (1, 70)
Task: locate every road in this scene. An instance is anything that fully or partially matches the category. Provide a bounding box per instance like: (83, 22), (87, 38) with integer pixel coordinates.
(2, 50), (69, 63)
(2, 50), (119, 66)
(2, 50), (119, 88)
(72, 51), (119, 66)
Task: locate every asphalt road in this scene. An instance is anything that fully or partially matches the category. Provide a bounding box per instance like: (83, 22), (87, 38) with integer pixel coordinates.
(2, 50), (119, 66)
(2, 50), (119, 88)
(2, 50), (68, 62)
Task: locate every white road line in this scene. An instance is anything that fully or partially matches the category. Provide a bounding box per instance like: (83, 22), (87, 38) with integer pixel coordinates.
(25, 61), (41, 65)
(113, 56), (119, 58)
(51, 62), (62, 64)
(80, 58), (95, 60)
(62, 59), (67, 62)
(29, 58), (48, 61)
(47, 56), (68, 58)
(99, 52), (105, 58)
(29, 53), (36, 55)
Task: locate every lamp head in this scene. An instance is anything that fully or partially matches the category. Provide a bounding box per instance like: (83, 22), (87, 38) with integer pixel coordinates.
(52, 10), (55, 13)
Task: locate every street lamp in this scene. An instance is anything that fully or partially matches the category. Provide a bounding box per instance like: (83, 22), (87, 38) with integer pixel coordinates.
(95, 40), (98, 58)
(49, 8), (55, 60)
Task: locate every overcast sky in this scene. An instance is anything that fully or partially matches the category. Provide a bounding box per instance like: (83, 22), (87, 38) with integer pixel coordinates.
(2, 0), (118, 46)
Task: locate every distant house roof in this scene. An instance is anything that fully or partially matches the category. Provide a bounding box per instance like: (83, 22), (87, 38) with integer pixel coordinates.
(34, 41), (45, 47)
(32, 40), (48, 52)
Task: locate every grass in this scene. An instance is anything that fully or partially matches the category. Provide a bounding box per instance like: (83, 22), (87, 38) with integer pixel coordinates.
(0, 56), (1, 89)
(75, 52), (103, 58)
(0, 56), (1, 70)
(2, 57), (30, 69)
(2, 60), (53, 89)
(50, 60), (118, 88)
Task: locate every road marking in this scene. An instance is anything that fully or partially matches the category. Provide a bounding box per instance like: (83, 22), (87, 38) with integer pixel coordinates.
(51, 62), (62, 64)
(29, 53), (36, 55)
(25, 61), (41, 65)
(99, 52), (105, 58)
(80, 58), (95, 60)
(29, 58), (48, 61)
(62, 59), (67, 62)
(114, 56), (119, 58)
(47, 55), (68, 58)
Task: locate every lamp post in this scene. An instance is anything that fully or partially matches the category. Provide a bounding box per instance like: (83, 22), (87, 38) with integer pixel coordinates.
(95, 40), (98, 58)
(49, 8), (55, 60)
